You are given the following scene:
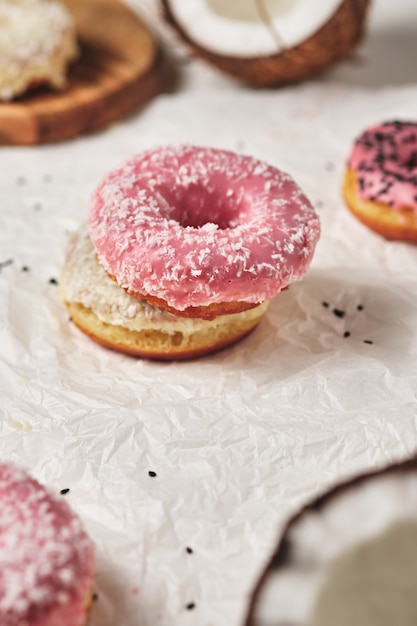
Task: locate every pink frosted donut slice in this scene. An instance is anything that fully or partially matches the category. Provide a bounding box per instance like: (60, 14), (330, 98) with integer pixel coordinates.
(88, 145), (320, 311)
(348, 120), (417, 211)
(0, 463), (95, 626)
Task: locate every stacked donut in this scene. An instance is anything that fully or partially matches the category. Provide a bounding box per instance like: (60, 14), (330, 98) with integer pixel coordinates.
(0, 0), (78, 101)
(0, 462), (94, 626)
(60, 145), (321, 359)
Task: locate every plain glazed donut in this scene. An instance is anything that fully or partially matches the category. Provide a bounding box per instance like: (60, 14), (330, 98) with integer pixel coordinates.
(0, 0), (78, 101)
(0, 462), (95, 626)
(343, 120), (417, 243)
(88, 145), (320, 317)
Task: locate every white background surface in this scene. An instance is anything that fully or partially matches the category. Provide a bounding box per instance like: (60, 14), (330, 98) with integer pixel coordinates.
(1, 1), (417, 625)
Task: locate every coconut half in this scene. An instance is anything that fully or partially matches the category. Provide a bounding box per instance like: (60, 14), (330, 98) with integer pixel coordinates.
(246, 457), (417, 626)
(161, 0), (370, 86)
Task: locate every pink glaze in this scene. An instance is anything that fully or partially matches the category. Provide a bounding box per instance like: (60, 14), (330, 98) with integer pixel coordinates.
(0, 463), (95, 626)
(88, 145), (320, 311)
(348, 121), (417, 211)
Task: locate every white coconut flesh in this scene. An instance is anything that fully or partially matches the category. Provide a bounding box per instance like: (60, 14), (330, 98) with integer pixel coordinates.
(252, 470), (417, 626)
(166, 0), (344, 57)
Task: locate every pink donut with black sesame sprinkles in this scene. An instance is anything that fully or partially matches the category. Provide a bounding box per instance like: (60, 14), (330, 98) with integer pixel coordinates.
(0, 463), (95, 626)
(343, 120), (417, 243)
(88, 145), (321, 319)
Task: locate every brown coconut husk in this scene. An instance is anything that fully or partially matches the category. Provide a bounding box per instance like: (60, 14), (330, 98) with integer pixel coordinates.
(245, 455), (417, 626)
(161, 0), (371, 87)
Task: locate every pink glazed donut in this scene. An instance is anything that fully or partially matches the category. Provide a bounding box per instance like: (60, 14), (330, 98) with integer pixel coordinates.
(88, 145), (320, 320)
(0, 463), (95, 626)
(343, 120), (417, 243)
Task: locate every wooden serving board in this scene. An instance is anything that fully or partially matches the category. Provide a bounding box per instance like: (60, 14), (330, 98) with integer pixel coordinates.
(0, 0), (161, 145)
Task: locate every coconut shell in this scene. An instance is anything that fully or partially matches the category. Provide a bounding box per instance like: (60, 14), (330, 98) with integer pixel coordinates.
(161, 0), (371, 87)
(245, 455), (417, 626)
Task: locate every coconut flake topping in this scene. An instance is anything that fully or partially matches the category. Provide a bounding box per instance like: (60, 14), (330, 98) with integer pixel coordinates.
(0, 0), (74, 60)
(0, 463), (94, 626)
(88, 145), (320, 311)
(0, 0), (77, 100)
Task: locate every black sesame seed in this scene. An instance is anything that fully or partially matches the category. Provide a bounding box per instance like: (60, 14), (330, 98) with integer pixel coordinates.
(332, 308), (346, 319)
(21, 265), (30, 272)
(148, 471), (157, 477)
(92, 593), (99, 602)
(60, 488), (70, 495)
(186, 603), (196, 611)
(322, 301), (329, 308)
(186, 547), (193, 554)
(343, 331), (351, 338)
(357, 304), (364, 311)
(364, 339), (373, 344)
(49, 277), (58, 285)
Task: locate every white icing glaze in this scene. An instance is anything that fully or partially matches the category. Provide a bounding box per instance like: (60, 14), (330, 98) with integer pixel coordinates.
(88, 145), (320, 311)
(60, 227), (269, 333)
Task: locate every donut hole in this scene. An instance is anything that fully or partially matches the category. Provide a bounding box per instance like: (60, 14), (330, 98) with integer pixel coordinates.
(157, 180), (246, 230)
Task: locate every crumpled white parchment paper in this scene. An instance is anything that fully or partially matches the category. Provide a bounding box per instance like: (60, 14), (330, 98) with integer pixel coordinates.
(1, 49), (417, 626)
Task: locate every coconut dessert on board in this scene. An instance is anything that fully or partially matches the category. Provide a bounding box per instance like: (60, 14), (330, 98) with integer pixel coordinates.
(161, 0), (370, 86)
(246, 457), (417, 626)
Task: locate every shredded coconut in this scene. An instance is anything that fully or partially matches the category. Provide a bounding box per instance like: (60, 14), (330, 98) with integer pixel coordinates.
(0, 463), (94, 625)
(88, 145), (320, 310)
(0, 0), (77, 100)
